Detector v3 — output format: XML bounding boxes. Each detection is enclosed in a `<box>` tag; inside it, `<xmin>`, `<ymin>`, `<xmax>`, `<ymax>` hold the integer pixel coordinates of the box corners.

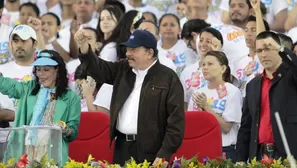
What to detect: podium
<box><xmin>0</xmin><ymin>126</ymin><xmax>62</xmax><ymax>166</ymax></box>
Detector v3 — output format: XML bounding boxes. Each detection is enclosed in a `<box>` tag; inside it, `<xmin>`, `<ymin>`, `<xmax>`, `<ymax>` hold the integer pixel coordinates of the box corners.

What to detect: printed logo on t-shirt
<box><xmin>287</xmin><ymin>0</ymin><xmax>295</xmax><ymax>7</ymax></box>
<box><xmin>0</xmin><ymin>14</ymin><xmax>20</xmax><ymax>27</ymax></box>
<box><xmin>236</xmin><ymin>60</ymin><xmax>261</xmax><ymax>90</ymax></box>
<box><xmin>166</xmin><ymin>52</ymin><xmax>186</xmax><ymax>75</ymax></box>
<box><xmin>193</xmin><ymin>97</ymin><xmax>227</xmax><ymax>113</ymax></box>
<box><xmin>185</xmin><ymin>71</ymin><xmax>207</xmax><ymax>90</ymax></box>
<box><xmin>74</xmin><ymin>83</ymin><xmax>87</xmax><ymax>111</ymax></box>
<box><xmin>0</xmin><ymin>42</ymin><xmax>9</xmax><ymax>54</ymax></box>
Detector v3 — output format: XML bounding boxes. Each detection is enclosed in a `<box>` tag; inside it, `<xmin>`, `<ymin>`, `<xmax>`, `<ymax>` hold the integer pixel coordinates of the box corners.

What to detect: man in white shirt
<box><xmin>122</xmin><ymin>0</ymin><xmax>163</xmax><ymax>19</ymax></box>
<box><xmin>76</xmin><ymin>29</ymin><xmax>184</xmax><ymax>166</ymax></box>
<box><xmin>0</xmin><ymin>24</ymin><xmax>36</xmax><ymax>110</ymax></box>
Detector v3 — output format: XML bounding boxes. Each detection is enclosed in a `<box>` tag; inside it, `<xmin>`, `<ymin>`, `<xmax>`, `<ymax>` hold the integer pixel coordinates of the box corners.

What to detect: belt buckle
<box><xmin>265</xmin><ymin>143</ymin><xmax>275</xmax><ymax>152</ymax></box>
<box><xmin>126</xmin><ymin>134</ymin><xmax>136</xmax><ymax>141</ymax></box>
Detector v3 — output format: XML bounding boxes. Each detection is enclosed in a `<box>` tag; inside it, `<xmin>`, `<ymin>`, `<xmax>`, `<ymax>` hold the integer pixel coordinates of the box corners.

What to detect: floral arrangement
<box><xmin>2</xmin><ymin>154</ymin><xmax>297</xmax><ymax>168</ymax></box>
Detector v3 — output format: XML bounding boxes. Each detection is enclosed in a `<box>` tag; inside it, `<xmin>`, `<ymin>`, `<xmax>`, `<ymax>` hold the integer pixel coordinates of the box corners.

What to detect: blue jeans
<box><xmin>223</xmin><ymin>145</ymin><xmax>235</xmax><ymax>162</ymax></box>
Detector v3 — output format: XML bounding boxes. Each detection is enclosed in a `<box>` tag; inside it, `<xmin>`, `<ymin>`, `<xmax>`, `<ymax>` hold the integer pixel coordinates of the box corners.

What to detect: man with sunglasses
<box><xmin>236</xmin><ymin>31</ymin><xmax>297</xmax><ymax>162</ymax></box>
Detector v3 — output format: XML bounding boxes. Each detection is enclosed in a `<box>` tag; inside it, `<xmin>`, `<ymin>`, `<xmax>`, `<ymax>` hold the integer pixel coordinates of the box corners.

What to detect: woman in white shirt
<box><xmin>188</xmin><ymin>51</ymin><xmax>242</xmax><ymax>161</ymax></box>
<box><xmin>96</xmin><ymin>5</ymin><xmax>124</xmax><ymax>62</ymax></box>
<box><xmin>180</xmin><ymin>27</ymin><xmax>224</xmax><ymax>109</ymax></box>
<box><xmin>40</xmin><ymin>12</ymin><xmax>70</xmax><ymax>61</ymax></box>
<box><xmin>158</xmin><ymin>13</ymin><xmax>195</xmax><ymax>76</ymax></box>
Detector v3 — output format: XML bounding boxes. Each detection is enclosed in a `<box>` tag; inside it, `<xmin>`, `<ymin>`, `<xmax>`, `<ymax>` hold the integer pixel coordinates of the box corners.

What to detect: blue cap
<box><xmin>31</xmin><ymin>51</ymin><xmax>58</xmax><ymax>66</ymax></box>
<box><xmin>120</xmin><ymin>30</ymin><xmax>157</xmax><ymax>49</ymax></box>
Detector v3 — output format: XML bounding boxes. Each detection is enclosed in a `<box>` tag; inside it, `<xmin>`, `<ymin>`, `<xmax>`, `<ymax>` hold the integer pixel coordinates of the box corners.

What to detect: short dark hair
<box><xmin>205</xmin><ymin>51</ymin><xmax>231</xmax><ymax>83</ymax></box>
<box><xmin>256</xmin><ymin>31</ymin><xmax>281</xmax><ymax>45</ymax></box>
<box><xmin>19</xmin><ymin>2</ymin><xmax>40</xmax><ymax>17</ymax></box>
<box><xmin>140</xmin><ymin>20</ymin><xmax>159</xmax><ymax>35</ymax></box>
<box><xmin>41</xmin><ymin>12</ymin><xmax>61</xmax><ymax>38</ymax></box>
<box><xmin>143</xmin><ymin>12</ymin><xmax>158</xmax><ymax>25</ymax></box>
<box><xmin>247</xmin><ymin>15</ymin><xmax>270</xmax><ymax>31</ymax></box>
<box><xmin>104</xmin><ymin>0</ymin><xmax>126</xmax><ymax>13</ymax></box>
<box><xmin>181</xmin><ymin>19</ymin><xmax>211</xmax><ymax>40</ymax></box>
<box><xmin>278</xmin><ymin>33</ymin><xmax>293</xmax><ymax>49</ymax></box>
<box><xmin>229</xmin><ymin>0</ymin><xmax>252</xmax><ymax>9</ymax></box>
<box><xmin>200</xmin><ymin>27</ymin><xmax>224</xmax><ymax>47</ymax></box>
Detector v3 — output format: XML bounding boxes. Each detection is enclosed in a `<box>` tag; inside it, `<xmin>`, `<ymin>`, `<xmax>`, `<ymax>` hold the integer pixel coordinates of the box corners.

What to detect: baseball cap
<box><xmin>120</xmin><ymin>30</ymin><xmax>157</xmax><ymax>49</ymax></box>
<box><xmin>10</xmin><ymin>25</ymin><xmax>37</xmax><ymax>41</ymax></box>
<box><xmin>31</xmin><ymin>51</ymin><xmax>58</xmax><ymax>66</ymax></box>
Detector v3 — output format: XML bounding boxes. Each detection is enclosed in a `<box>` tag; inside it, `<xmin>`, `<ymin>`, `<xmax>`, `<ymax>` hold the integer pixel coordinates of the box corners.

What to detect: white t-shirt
<box><xmin>180</xmin><ymin>13</ymin><xmax>223</xmax><ymax>29</ymax></box>
<box><xmin>45</xmin><ymin>35</ymin><xmax>71</xmax><ymax>53</ymax></box>
<box><xmin>93</xmin><ymin>83</ymin><xmax>113</xmax><ymax>111</ymax></box>
<box><xmin>65</xmin><ymin>59</ymin><xmax>88</xmax><ymax>111</ymax></box>
<box><xmin>158</xmin><ymin>54</ymin><xmax>176</xmax><ymax>72</ymax></box>
<box><xmin>0</xmin><ymin>93</ymin><xmax>15</xmax><ymax>143</ymax></box>
<box><xmin>180</xmin><ymin>61</ymin><xmax>207</xmax><ymax>103</ymax></box>
<box><xmin>0</xmin><ymin>24</ymin><xmax>11</xmax><ymax>64</ymax></box>
<box><xmin>219</xmin><ymin>0</ymin><xmax>288</xmax><ymax>24</ymax></box>
<box><xmin>211</xmin><ymin>24</ymin><xmax>249</xmax><ymax>66</ymax></box>
<box><xmin>157</xmin><ymin>40</ymin><xmax>192</xmax><ymax>76</ymax></box>
<box><xmin>1</xmin><ymin>8</ymin><xmax>20</xmax><ymax>28</ymax></box>
<box><xmin>0</xmin><ymin>61</ymin><xmax>33</xmax><ymax>109</ymax></box>
<box><xmin>287</xmin><ymin>27</ymin><xmax>297</xmax><ymax>43</ymax></box>
<box><xmin>100</xmin><ymin>42</ymin><xmax>117</xmax><ymax>62</ymax></box>
<box><xmin>122</xmin><ymin>0</ymin><xmax>163</xmax><ymax>20</ymax></box>
<box><xmin>187</xmin><ymin>82</ymin><xmax>242</xmax><ymax>147</ymax></box>
<box><xmin>234</xmin><ymin>55</ymin><xmax>263</xmax><ymax>97</ymax></box>
<box><xmin>142</xmin><ymin>0</ymin><xmax>178</xmax><ymax>13</ymax></box>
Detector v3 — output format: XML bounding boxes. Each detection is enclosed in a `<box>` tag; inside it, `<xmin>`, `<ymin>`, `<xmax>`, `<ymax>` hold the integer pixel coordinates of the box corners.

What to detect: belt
<box><xmin>260</xmin><ymin>143</ymin><xmax>275</xmax><ymax>152</ymax></box>
<box><xmin>117</xmin><ymin>132</ymin><xmax>137</xmax><ymax>142</ymax></box>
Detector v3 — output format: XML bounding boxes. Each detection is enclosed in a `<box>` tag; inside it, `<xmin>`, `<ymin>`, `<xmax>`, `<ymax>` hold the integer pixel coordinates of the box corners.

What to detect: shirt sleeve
<box><xmin>100</xmin><ymin>43</ymin><xmax>117</xmax><ymax>62</ymax></box>
<box><xmin>222</xmin><ymin>86</ymin><xmax>243</xmax><ymax>123</ymax></box>
<box><xmin>272</xmin><ymin>0</ymin><xmax>288</xmax><ymax>15</ymax></box>
<box><xmin>0</xmin><ymin>93</ymin><xmax>15</xmax><ymax>111</ymax></box>
<box><xmin>179</xmin><ymin>71</ymin><xmax>189</xmax><ymax>102</ymax></box>
<box><xmin>220</xmin><ymin>0</ymin><xmax>230</xmax><ymax>11</ymax></box>
<box><xmin>93</xmin><ymin>84</ymin><xmax>113</xmax><ymax>111</ymax></box>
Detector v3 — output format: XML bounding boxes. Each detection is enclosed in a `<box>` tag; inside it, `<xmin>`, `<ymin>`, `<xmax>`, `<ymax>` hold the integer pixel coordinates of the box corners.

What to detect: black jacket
<box><xmin>79</xmin><ymin>48</ymin><xmax>185</xmax><ymax>162</ymax></box>
<box><xmin>236</xmin><ymin>48</ymin><xmax>297</xmax><ymax>162</ymax></box>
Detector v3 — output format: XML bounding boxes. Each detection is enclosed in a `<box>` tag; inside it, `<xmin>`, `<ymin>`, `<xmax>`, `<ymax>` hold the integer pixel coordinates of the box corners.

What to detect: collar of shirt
<box><xmin>132</xmin><ymin>60</ymin><xmax>157</xmax><ymax>78</ymax></box>
<box><xmin>262</xmin><ymin>70</ymin><xmax>276</xmax><ymax>80</ymax></box>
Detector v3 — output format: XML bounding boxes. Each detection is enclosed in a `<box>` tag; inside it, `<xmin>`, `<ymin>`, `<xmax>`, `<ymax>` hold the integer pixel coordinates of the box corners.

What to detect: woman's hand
<box><xmin>81</xmin><ymin>76</ymin><xmax>96</xmax><ymax>96</ymax></box>
<box><xmin>27</xmin><ymin>17</ymin><xmax>42</xmax><ymax>32</ymax></box>
<box><xmin>192</xmin><ymin>92</ymin><xmax>208</xmax><ymax>109</ymax></box>
<box><xmin>211</xmin><ymin>37</ymin><xmax>222</xmax><ymax>51</ymax></box>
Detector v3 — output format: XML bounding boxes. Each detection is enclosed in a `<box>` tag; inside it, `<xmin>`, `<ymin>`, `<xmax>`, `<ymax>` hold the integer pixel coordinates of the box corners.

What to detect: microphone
<box><xmin>274</xmin><ymin>112</ymin><xmax>296</xmax><ymax>168</ymax></box>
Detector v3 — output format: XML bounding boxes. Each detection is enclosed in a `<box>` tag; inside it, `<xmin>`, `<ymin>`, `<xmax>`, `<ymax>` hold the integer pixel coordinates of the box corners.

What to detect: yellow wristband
<box><xmin>58</xmin><ymin>121</ymin><xmax>67</xmax><ymax>129</ymax></box>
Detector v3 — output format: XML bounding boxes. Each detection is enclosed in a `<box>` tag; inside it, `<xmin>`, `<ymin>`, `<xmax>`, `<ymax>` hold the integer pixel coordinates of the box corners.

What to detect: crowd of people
<box><xmin>0</xmin><ymin>0</ymin><xmax>297</xmax><ymax>166</ymax></box>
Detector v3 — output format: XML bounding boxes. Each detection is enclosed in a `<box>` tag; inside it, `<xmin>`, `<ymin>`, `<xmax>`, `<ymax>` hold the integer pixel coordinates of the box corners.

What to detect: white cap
<box><xmin>10</xmin><ymin>25</ymin><xmax>37</xmax><ymax>41</ymax></box>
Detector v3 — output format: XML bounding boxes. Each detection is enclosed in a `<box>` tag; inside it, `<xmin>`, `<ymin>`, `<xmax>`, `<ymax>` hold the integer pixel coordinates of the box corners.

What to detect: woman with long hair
<box><xmin>0</xmin><ymin>50</ymin><xmax>81</xmax><ymax>166</ymax></box>
<box><xmin>180</xmin><ymin>27</ymin><xmax>223</xmax><ymax>109</ymax></box>
<box><xmin>188</xmin><ymin>51</ymin><xmax>242</xmax><ymax>161</ymax></box>
<box><xmin>95</xmin><ymin>5</ymin><xmax>124</xmax><ymax>62</ymax></box>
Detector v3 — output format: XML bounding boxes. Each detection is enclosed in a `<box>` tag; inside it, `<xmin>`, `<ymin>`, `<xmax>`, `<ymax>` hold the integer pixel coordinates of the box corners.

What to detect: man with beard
<box><xmin>0</xmin><ymin>24</ymin><xmax>37</xmax><ymax>119</ymax></box>
<box><xmin>229</xmin><ymin>0</ymin><xmax>253</xmax><ymax>30</ymax></box>
<box><xmin>0</xmin><ymin>2</ymin><xmax>18</xmax><ymax>160</ymax></box>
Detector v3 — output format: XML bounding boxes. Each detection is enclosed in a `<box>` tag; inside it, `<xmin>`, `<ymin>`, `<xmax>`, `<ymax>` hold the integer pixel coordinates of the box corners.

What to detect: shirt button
<box><xmin>256</xmin><ymin>124</ymin><xmax>258</xmax><ymax>127</ymax></box>
<box><xmin>254</xmin><ymin>140</ymin><xmax>257</xmax><ymax>142</ymax></box>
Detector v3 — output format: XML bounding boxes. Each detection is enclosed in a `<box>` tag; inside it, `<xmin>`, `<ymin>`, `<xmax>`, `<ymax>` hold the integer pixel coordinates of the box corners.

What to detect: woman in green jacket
<box><xmin>0</xmin><ymin>50</ymin><xmax>81</xmax><ymax>166</ymax></box>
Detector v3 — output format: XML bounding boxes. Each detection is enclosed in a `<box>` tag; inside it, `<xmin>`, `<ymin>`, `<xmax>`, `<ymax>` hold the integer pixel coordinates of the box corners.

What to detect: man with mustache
<box><xmin>0</xmin><ymin>24</ymin><xmax>37</xmax><ymax>124</ymax></box>
<box><xmin>236</xmin><ymin>30</ymin><xmax>297</xmax><ymax>163</ymax></box>
<box><xmin>75</xmin><ymin>29</ymin><xmax>184</xmax><ymax>167</ymax></box>
<box><xmin>0</xmin><ymin>0</ymin><xmax>15</xmax><ymax>161</ymax></box>
<box><xmin>229</xmin><ymin>0</ymin><xmax>253</xmax><ymax>29</ymax></box>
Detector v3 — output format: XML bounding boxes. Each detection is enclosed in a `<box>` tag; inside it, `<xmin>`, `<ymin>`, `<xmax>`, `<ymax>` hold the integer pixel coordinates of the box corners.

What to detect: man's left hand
<box><xmin>152</xmin><ymin>157</ymin><xmax>168</xmax><ymax>168</ymax></box>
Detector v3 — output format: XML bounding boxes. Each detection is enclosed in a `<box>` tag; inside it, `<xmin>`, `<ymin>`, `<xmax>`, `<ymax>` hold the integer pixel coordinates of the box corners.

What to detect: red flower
<box><xmin>260</xmin><ymin>154</ymin><xmax>274</xmax><ymax>167</ymax></box>
<box><xmin>16</xmin><ymin>154</ymin><xmax>28</xmax><ymax>168</ymax></box>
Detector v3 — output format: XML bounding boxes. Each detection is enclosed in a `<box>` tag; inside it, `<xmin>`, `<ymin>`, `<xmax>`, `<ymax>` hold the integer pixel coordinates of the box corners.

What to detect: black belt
<box><xmin>117</xmin><ymin>132</ymin><xmax>137</xmax><ymax>141</ymax></box>
<box><xmin>260</xmin><ymin>143</ymin><xmax>275</xmax><ymax>152</ymax></box>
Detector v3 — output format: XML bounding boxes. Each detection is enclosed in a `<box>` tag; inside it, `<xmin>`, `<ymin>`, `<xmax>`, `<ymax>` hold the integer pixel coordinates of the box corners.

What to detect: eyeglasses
<box><xmin>256</xmin><ymin>47</ymin><xmax>278</xmax><ymax>54</ymax></box>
